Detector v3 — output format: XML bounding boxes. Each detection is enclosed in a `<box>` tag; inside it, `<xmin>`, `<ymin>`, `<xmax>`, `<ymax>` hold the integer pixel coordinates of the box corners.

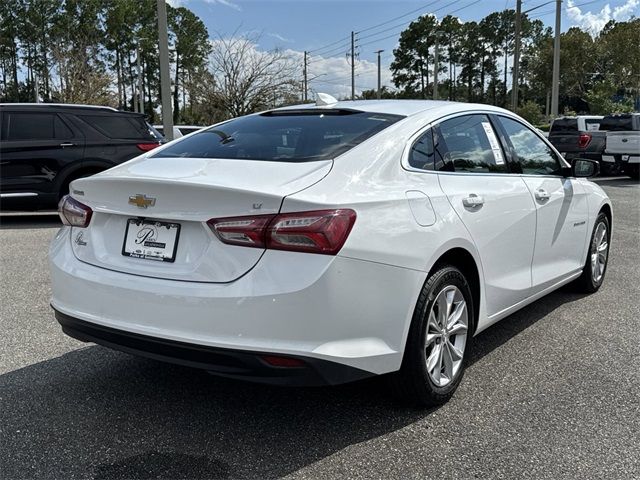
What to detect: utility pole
<box><xmin>375</xmin><ymin>50</ymin><xmax>384</xmax><ymax>99</ymax></box>
<box><xmin>350</xmin><ymin>31</ymin><xmax>355</xmax><ymax>100</ymax></box>
<box><xmin>433</xmin><ymin>32</ymin><xmax>442</xmax><ymax>100</ymax></box>
<box><xmin>303</xmin><ymin>51</ymin><xmax>308</xmax><ymax>102</ymax></box>
<box><xmin>157</xmin><ymin>0</ymin><xmax>174</xmax><ymax>140</ymax></box>
<box><xmin>136</xmin><ymin>40</ymin><xmax>144</xmax><ymax>114</ymax></box>
<box><xmin>511</xmin><ymin>0</ymin><xmax>522</xmax><ymax>110</ymax></box>
<box><xmin>551</xmin><ymin>0</ymin><xmax>562</xmax><ymax>118</ymax></box>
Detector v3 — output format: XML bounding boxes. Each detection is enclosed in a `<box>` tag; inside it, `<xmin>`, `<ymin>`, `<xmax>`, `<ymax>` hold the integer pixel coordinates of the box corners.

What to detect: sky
<box><xmin>167</xmin><ymin>0</ymin><xmax>640</xmax><ymax>98</ymax></box>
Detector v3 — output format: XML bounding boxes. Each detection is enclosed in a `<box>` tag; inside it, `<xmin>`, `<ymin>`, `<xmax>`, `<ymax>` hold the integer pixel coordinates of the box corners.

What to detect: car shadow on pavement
<box><xmin>0</xmin><ymin>213</ymin><xmax>61</xmax><ymax>230</ymax></box>
<box><xmin>594</xmin><ymin>177</ymin><xmax>639</xmax><ymax>188</ymax></box>
<box><xmin>0</xmin><ymin>286</ymin><xmax>587</xmax><ymax>480</ymax></box>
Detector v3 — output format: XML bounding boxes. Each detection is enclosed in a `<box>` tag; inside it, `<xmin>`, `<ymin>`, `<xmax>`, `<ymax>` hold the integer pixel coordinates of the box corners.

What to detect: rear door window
<box><xmin>434</xmin><ymin>114</ymin><xmax>508</xmax><ymax>173</ymax></box>
<box><xmin>408</xmin><ymin>129</ymin><xmax>435</xmax><ymax>171</ymax></box>
<box><xmin>1</xmin><ymin>112</ymin><xmax>74</xmax><ymax>140</ymax></box>
<box><xmin>152</xmin><ymin>110</ymin><xmax>404</xmax><ymax>162</ymax></box>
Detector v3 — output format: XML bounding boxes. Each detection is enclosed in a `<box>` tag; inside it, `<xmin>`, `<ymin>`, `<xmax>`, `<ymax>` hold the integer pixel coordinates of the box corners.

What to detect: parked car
<box><xmin>50</xmin><ymin>98</ymin><xmax>611</xmax><ymax>406</ymax></box>
<box><xmin>548</xmin><ymin>115</ymin><xmax>607</xmax><ymax>169</ymax></box>
<box><xmin>601</xmin><ymin>113</ymin><xmax>640</xmax><ymax>180</ymax></box>
<box><xmin>0</xmin><ymin>103</ymin><xmax>162</xmax><ymax>209</ymax></box>
<box><xmin>154</xmin><ymin>125</ymin><xmax>205</xmax><ymax>139</ymax></box>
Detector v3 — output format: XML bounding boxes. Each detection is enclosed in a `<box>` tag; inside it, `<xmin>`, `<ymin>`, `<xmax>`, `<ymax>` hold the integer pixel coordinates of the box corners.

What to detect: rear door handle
<box><xmin>60</xmin><ymin>143</ymin><xmax>75</xmax><ymax>147</ymax></box>
<box><xmin>535</xmin><ymin>189</ymin><xmax>550</xmax><ymax>201</ymax></box>
<box><xmin>462</xmin><ymin>194</ymin><xmax>484</xmax><ymax>208</ymax></box>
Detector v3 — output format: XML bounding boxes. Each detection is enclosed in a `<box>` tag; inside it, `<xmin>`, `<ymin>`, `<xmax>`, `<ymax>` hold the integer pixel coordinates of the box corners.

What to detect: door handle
<box><xmin>462</xmin><ymin>194</ymin><xmax>484</xmax><ymax>208</ymax></box>
<box><xmin>60</xmin><ymin>142</ymin><xmax>75</xmax><ymax>147</ymax></box>
<box><xmin>535</xmin><ymin>189</ymin><xmax>550</xmax><ymax>201</ymax></box>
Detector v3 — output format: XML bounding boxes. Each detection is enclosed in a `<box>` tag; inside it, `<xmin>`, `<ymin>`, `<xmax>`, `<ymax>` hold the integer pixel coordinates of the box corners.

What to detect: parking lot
<box><xmin>0</xmin><ymin>177</ymin><xmax>638</xmax><ymax>480</ymax></box>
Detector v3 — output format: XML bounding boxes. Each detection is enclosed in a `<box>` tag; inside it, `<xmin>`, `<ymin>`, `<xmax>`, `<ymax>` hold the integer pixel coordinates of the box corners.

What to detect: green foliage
<box><xmin>516</xmin><ymin>100</ymin><xmax>542</xmax><ymax>125</ymax></box>
<box><xmin>585</xmin><ymin>81</ymin><xmax>635</xmax><ymax>115</ymax></box>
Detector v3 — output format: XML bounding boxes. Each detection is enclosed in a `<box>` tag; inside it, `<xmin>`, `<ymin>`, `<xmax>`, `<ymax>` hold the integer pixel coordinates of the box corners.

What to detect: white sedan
<box><xmin>50</xmin><ymin>98</ymin><xmax>611</xmax><ymax>406</ymax></box>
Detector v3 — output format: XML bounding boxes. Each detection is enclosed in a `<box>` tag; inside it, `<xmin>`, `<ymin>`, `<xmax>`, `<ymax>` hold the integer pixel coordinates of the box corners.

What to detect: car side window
<box><xmin>408</xmin><ymin>129</ymin><xmax>435</xmax><ymax>171</ymax></box>
<box><xmin>434</xmin><ymin>114</ymin><xmax>508</xmax><ymax>173</ymax></box>
<box><xmin>497</xmin><ymin>116</ymin><xmax>561</xmax><ymax>176</ymax></box>
<box><xmin>5</xmin><ymin>112</ymin><xmax>56</xmax><ymax>140</ymax></box>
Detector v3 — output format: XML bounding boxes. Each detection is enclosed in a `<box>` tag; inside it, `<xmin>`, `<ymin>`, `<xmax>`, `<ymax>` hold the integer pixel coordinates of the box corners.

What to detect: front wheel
<box><xmin>574</xmin><ymin>212</ymin><xmax>610</xmax><ymax>293</ymax></box>
<box><xmin>392</xmin><ymin>266</ymin><xmax>474</xmax><ymax>407</ymax></box>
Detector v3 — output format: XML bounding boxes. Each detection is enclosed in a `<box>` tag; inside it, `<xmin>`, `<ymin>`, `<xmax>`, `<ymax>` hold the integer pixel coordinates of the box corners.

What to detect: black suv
<box><xmin>0</xmin><ymin>103</ymin><xmax>162</xmax><ymax>209</ymax></box>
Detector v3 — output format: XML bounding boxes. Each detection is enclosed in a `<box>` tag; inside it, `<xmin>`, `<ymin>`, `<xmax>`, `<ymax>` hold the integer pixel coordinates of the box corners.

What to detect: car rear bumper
<box><xmin>602</xmin><ymin>154</ymin><xmax>640</xmax><ymax>164</ymax></box>
<box><xmin>49</xmin><ymin>226</ymin><xmax>425</xmax><ymax>381</ymax></box>
<box><xmin>54</xmin><ymin>309</ymin><xmax>372</xmax><ymax>386</ymax></box>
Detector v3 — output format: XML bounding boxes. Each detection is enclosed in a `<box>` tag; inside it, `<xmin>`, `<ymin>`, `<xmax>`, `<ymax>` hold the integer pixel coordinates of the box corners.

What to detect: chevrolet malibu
<box><xmin>49</xmin><ymin>98</ymin><xmax>612</xmax><ymax>406</ymax></box>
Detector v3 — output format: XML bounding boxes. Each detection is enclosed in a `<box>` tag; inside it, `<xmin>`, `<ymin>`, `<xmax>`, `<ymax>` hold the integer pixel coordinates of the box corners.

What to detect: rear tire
<box><xmin>625</xmin><ymin>164</ymin><xmax>640</xmax><ymax>181</ymax></box>
<box><xmin>574</xmin><ymin>212</ymin><xmax>610</xmax><ymax>293</ymax></box>
<box><xmin>392</xmin><ymin>266</ymin><xmax>474</xmax><ymax>407</ymax></box>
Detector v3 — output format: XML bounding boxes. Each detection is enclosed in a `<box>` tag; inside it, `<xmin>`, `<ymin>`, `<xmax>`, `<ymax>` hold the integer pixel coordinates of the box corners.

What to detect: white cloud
<box><xmin>302</xmin><ymin>52</ymin><xmax>393</xmax><ymax>100</ymax></box>
<box><xmin>267</xmin><ymin>32</ymin><xmax>293</xmax><ymax>43</ymax></box>
<box><xmin>567</xmin><ymin>0</ymin><xmax>639</xmax><ymax>34</ymax></box>
<box><xmin>204</xmin><ymin>0</ymin><xmax>242</xmax><ymax>11</ymax></box>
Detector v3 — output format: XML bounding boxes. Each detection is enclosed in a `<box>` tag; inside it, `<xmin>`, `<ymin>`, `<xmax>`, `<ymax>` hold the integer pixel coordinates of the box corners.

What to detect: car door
<box><xmin>0</xmin><ymin>110</ymin><xmax>84</xmax><ymax>197</ymax></box>
<box><xmin>494</xmin><ymin>115</ymin><xmax>589</xmax><ymax>291</ymax></box>
<box><xmin>434</xmin><ymin>113</ymin><xmax>537</xmax><ymax>317</ymax></box>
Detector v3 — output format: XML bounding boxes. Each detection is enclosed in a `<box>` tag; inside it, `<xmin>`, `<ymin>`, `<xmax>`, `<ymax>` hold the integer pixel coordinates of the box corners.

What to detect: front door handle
<box><xmin>462</xmin><ymin>194</ymin><xmax>484</xmax><ymax>208</ymax></box>
<box><xmin>60</xmin><ymin>142</ymin><xmax>75</xmax><ymax>147</ymax></box>
<box><xmin>535</xmin><ymin>188</ymin><xmax>550</xmax><ymax>201</ymax></box>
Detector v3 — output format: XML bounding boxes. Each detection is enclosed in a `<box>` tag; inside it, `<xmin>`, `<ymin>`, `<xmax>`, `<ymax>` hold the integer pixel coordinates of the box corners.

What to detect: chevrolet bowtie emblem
<box><xmin>128</xmin><ymin>194</ymin><xmax>156</xmax><ymax>208</ymax></box>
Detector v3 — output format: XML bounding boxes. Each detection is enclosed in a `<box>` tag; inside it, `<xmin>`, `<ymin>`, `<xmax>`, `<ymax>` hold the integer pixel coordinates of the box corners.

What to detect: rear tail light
<box><xmin>58</xmin><ymin>195</ymin><xmax>93</xmax><ymax>228</ymax></box>
<box><xmin>207</xmin><ymin>215</ymin><xmax>275</xmax><ymax>248</ymax></box>
<box><xmin>578</xmin><ymin>133</ymin><xmax>592</xmax><ymax>149</ymax></box>
<box><xmin>136</xmin><ymin>142</ymin><xmax>160</xmax><ymax>152</ymax></box>
<box><xmin>207</xmin><ymin>209</ymin><xmax>356</xmax><ymax>255</ymax></box>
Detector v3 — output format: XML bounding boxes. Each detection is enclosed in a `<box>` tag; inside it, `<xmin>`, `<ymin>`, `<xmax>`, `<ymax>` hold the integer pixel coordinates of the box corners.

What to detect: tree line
<box><xmin>377</xmin><ymin>10</ymin><xmax>639</xmax><ymax>123</ymax></box>
<box><xmin>1</xmin><ymin>2</ymin><xmax>638</xmax><ymax>126</ymax></box>
<box><xmin>0</xmin><ymin>0</ymin><xmax>299</xmax><ymax>124</ymax></box>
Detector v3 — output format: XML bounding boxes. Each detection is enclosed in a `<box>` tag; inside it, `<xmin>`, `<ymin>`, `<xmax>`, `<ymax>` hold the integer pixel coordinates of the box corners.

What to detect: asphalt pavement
<box><xmin>1</xmin><ymin>177</ymin><xmax>638</xmax><ymax>480</ymax></box>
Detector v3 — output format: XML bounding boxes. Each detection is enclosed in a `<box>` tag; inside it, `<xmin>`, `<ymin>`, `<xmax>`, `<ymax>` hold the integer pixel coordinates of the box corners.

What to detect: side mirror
<box><xmin>570</xmin><ymin>158</ymin><xmax>599</xmax><ymax>178</ymax></box>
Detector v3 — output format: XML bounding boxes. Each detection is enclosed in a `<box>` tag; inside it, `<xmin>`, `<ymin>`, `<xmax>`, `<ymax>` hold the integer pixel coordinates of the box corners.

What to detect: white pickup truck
<box><xmin>601</xmin><ymin>113</ymin><xmax>640</xmax><ymax>179</ymax></box>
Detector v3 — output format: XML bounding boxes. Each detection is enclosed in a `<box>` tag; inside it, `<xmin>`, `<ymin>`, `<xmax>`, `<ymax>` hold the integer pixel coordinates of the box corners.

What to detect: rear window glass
<box><xmin>584</xmin><ymin>119</ymin><xmax>601</xmax><ymax>131</ymax></box>
<box><xmin>600</xmin><ymin>115</ymin><xmax>634</xmax><ymax>132</ymax></box>
<box><xmin>550</xmin><ymin>118</ymin><xmax>578</xmax><ymax>133</ymax></box>
<box><xmin>79</xmin><ymin>114</ymin><xmax>157</xmax><ymax>140</ymax></box>
<box><xmin>152</xmin><ymin>110</ymin><xmax>404</xmax><ymax>162</ymax></box>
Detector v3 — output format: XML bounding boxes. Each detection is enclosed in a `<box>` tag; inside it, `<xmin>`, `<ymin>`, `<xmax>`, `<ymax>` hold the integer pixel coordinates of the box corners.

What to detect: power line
<box><xmin>308</xmin><ymin>35</ymin><xmax>350</xmax><ymax>55</ymax></box>
<box><xmin>356</xmin><ymin>0</ymin><xmax>445</xmax><ymax>34</ymax></box>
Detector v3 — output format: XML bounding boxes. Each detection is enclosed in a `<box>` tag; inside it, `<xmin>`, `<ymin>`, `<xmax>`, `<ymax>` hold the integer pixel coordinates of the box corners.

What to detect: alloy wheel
<box><xmin>425</xmin><ymin>285</ymin><xmax>469</xmax><ymax>387</ymax></box>
<box><xmin>591</xmin><ymin>222</ymin><xmax>608</xmax><ymax>284</ymax></box>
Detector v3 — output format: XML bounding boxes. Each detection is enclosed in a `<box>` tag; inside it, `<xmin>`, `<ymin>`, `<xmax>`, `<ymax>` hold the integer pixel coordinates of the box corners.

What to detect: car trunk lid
<box><xmin>68</xmin><ymin>156</ymin><xmax>332</xmax><ymax>282</ymax></box>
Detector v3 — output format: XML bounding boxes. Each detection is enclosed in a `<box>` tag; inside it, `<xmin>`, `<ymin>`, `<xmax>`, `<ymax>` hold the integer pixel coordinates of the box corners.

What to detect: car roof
<box><xmin>272</xmin><ymin>99</ymin><xmax>510</xmax><ymax>118</ymax></box>
<box><xmin>0</xmin><ymin>103</ymin><xmax>143</xmax><ymax>116</ymax></box>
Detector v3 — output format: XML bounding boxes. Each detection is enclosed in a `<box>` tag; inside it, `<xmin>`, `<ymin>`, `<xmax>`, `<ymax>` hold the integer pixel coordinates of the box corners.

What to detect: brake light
<box><xmin>136</xmin><ymin>142</ymin><xmax>160</xmax><ymax>152</ymax></box>
<box><xmin>58</xmin><ymin>195</ymin><xmax>93</xmax><ymax>228</ymax></box>
<box><xmin>207</xmin><ymin>215</ymin><xmax>275</xmax><ymax>248</ymax></box>
<box><xmin>578</xmin><ymin>133</ymin><xmax>592</xmax><ymax>149</ymax></box>
<box><xmin>207</xmin><ymin>209</ymin><xmax>356</xmax><ymax>255</ymax></box>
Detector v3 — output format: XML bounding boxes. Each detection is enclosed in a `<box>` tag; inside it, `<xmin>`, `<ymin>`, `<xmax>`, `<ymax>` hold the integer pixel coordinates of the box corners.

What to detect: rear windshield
<box><xmin>151</xmin><ymin>110</ymin><xmax>404</xmax><ymax>162</ymax></box>
<box><xmin>79</xmin><ymin>114</ymin><xmax>160</xmax><ymax>140</ymax></box>
<box><xmin>600</xmin><ymin>115</ymin><xmax>635</xmax><ymax>132</ymax></box>
<box><xmin>550</xmin><ymin>118</ymin><xmax>578</xmax><ymax>133</ymax></box>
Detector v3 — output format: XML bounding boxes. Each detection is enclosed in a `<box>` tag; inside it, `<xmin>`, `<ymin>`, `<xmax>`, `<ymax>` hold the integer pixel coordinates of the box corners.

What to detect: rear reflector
<box><xmin>207</xmin><ymin>209</ymin><xmax>356</xmax><ymax>255</ymax></box>
<box><xmin>58</xmin><ymin>195</ymin><xmax>93</xmax><ymax>228</ymax></box>
<box><xmin>136</xmin><ymin>143</ymin><xmax>160</xmax><ymax>152</ymax></box>
<box><xmin>578</xmin><ymin>133</ymin><xmax>592</xmax><ymax>149</ymax></box>
<box><xmin>260</xmin><ymin>355</ymin><xmax>306</xmax><ymax>368</ymax></box>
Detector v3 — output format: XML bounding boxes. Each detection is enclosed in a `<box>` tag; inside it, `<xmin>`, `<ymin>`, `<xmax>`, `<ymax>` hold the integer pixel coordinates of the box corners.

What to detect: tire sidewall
<box><xmin>410</xmin><ymin>267</ymin><xmax>474</xmax><ymax>399</ymax></box>
<box><xmin>584</xmin><ymin>214</ymin><xmax>610</xmax><ymax>290</ymax></box>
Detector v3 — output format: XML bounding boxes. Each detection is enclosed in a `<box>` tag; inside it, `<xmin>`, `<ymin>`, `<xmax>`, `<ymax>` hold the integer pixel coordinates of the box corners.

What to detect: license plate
<box><xmin>122</xmin><ymin>219</ymin><xmax>180</xmax><ymax>262</ymax></box>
